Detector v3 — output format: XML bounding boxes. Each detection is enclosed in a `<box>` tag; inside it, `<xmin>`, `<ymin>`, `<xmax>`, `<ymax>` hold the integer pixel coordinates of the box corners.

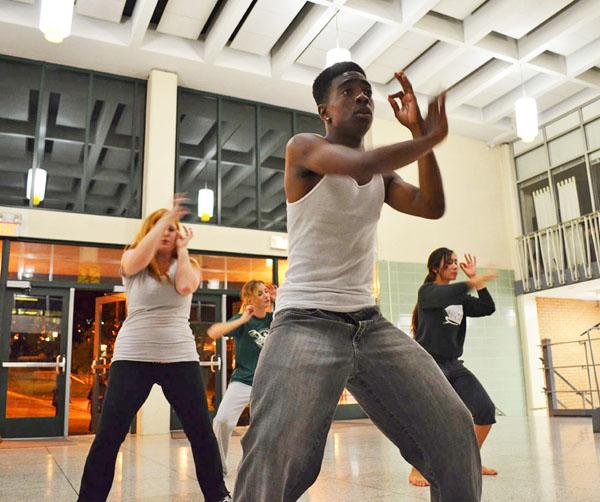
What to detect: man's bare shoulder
<box><xmin>287</xmin><ymin>133</ymin><xmax>326</xmax><ymax>157</ymax></box>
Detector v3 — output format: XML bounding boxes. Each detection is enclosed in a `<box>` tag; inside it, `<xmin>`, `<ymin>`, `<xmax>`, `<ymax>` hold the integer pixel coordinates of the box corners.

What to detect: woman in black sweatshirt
<box><xmin>409</xmin><ymin>247</ymin><xmax>498</xmax><ymax>488</ymax></box>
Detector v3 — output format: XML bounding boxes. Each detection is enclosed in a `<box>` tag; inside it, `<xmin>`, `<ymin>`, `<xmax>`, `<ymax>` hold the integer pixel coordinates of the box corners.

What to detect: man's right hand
<box><xmin>423</xmin><ymin>93</ymin><xmax>448</xmax><ymax>143</ymax></box>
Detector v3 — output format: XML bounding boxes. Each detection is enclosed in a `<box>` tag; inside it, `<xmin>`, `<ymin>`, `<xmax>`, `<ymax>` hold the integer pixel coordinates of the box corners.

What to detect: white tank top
<box><xmin>275</xmin><ymin>174</ymin><xmax>385</xmax><ymax>313</ymax></box>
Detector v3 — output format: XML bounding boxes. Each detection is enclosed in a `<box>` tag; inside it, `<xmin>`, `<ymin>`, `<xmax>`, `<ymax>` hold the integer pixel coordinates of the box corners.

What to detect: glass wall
<box><xmin>8</xmin><ymin>241</ymin><xmax>123</xmax><ymax>285</ymax></box>
<box><xmin>513</xmin><ymin>97</ymin><xmax>600</xmax><ymax>234</ymax></box>
<box><xmin>191</xmin><ymin>253</ymin><xmax>275</xmax><ymax>290</ymax></box>
<box><xmin>176</xmin><ymin>89</ymin><xmax>324</xmax><ymax>230</ymax></box>
<box><xmin>0</xmin><ymin>56</ymin><xmax>145</xmax><ymax>217</ymax></box>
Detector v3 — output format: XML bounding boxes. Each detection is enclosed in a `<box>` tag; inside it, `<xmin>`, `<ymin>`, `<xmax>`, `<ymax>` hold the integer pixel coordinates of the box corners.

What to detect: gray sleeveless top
<box><xmin>275</xmin><ymin>174</ymin><xmax>385</xmax><ymax>313</ymax></box>
<box><xmin>112</xmin><ymin>261</ymin><xmax>199</xmax><ymax>363</ymax></box>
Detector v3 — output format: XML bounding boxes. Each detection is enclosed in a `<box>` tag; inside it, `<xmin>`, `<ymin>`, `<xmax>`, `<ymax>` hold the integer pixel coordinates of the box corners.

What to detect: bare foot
<box><xmin>482</xmin><ymin>465</ymin><xmax>498</xmax><ymax>476</ymax></box>
<box><xmin>408</xmin><ymin>467</ymin><xmax>430</xmax><ymax>487</ymax></box>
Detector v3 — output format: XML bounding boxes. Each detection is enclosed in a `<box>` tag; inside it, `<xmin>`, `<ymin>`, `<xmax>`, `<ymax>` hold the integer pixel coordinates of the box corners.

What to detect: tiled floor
<box><xmin>2</xmin><ymin>416</ymin><xmax>600</xmax><ymax>501</ymax></box>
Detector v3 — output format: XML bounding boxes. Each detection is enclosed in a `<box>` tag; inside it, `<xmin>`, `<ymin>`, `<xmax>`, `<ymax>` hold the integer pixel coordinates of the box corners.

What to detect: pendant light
<box><xmin>325</xmin><ymin>11</ymin><xmax>351</xmax><ymax>68</ymax></box>
<box><xmin>198</xmin><ymin>185</ymin><xmax>214</xmax><ymax>222</ymax></box>
<box><xmin>26</xmin><ymin>167</ymin><xmax>48</xmax><ymax>206</ymax></box>
<box><xmin>514</xmin><ymin>66</ymin><xmax>539</xmax><ymax>142</ymax></box>
<box><xmin>39</xmin><ymin>0</ymin><xmax>75</xmax><ymax>44</ymax></box>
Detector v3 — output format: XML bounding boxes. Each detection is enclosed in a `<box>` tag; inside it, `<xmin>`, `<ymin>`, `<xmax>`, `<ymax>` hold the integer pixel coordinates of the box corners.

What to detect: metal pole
<box><xmin>586</xmin><ymin>328</ymin><xmax>600</xmax><ymax>405</ymax></box>
<box><xmin>582</xmin><ymin>338</ymin><xmax>594</xmax><ymax>409</ymax></box>
<box><xmin>541</xmin><ymin>338</ymin><xmax>558</xmax><ymax>415</ymax></box>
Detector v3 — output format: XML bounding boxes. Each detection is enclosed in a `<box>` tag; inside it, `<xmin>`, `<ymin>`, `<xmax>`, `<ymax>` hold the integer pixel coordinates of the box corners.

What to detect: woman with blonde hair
<box><xmin>207</xmin><ymin>279</ymin><xmax>276</xmax><ymax>475</ymax></box>
<box><xmin>78</xmin><ymin>195</ymin><xmax>230</xmax><ymax>502</ymax></box>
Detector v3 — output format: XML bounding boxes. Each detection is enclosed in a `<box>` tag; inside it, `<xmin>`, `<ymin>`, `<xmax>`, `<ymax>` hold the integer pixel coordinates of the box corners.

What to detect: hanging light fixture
<box><xmin>198</xmin><ymin>186</ymin><xmax>214</xmax><ymax>222</ymax></box>
<box><xmin>39</xmin><ymin>0</ymin><xmax>75</xmax><ymax>44</ymax></box>
<box><xmin>514</xmin><ymin>66</ymin><xmax>539</xmax><ymax>143</ymax></box>
<box><xmin>515</xmin><ymin>96</ymin><xmax>538</xmax><ymax>142</ymax></box>
<box><xmin>325</xmin><ymin>10</ymin><xmax>351</xmax><ymax>68</ymax></box>
<box><xmin>26</xmin><ymin>167</ymin><xmax>48</xmax><ymax>206</ymax></box>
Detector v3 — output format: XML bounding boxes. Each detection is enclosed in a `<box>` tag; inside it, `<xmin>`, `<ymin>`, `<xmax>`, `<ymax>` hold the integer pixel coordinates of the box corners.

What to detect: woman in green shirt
<box><xmin>208</xmin><ymin>280</ymin><xmax>276</xmax><ymax>475</ymax></box>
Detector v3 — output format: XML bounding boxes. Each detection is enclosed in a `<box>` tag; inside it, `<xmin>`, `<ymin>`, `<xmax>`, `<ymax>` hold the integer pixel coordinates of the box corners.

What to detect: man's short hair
<box><xmin>312</xmin><ymin>62</ymin><xmax>367</xmax><ymax>106</ymax></box>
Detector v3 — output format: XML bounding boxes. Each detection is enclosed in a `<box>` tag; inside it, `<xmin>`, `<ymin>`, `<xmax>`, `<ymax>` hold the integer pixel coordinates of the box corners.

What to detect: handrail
<box><xmin>517</xmin><ymin>211</ymin><xmax>600</xmax><ymax>293</ymax></box>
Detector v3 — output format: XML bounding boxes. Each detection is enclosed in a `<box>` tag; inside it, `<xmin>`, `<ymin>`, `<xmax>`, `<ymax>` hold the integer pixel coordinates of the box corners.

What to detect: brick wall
<box><xmin>536</xmin><ymin>297</ymin><xmax>600</xmax><ymax>409</ymax></box>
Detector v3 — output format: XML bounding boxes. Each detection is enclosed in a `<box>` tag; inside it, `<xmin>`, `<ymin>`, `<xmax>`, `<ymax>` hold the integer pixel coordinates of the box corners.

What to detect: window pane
<box><xmin>0</xmin><ymin>57</ymin><xmax>143</xmax><ymax>217</ymax></box>
<box><xmin>513</xmin><ymin>135</ymin><xmax>543</xmax><ymax>156</ymax></box>
<box><xmin>84</xmin><ymin>76</ymin><xmax>144</xmax><ymax>217</ymax></box>
<box><xmin>582</xmin><ymin>99</ymin><xmax>600</xmax><ymax>122</ymax></box>
<box><xmin>177</xmin><ymin>91</ymin><xmax>218</xmax><ymax>224</ymax></box>
<box><xmin>39</xmin><ymin>66</ymin><xmax>89</xmax><ymax>212</ymax></box>
<box><xmin>548</xmin><ymin>129</ymin><xmax>585</xmax><ymax>167</ymax></box>
<box><xmin>545</xmin><ymin>111</ymin><xmax>579</xmax><ymax>140</ymax></box>
<box><xmin>226</xmin><ymin>256</ymin><xmax>272</xmax><ymax>289</ymax></box>
<box><xmin>515</xmin><ymin>146</ymin><xmax>548</xmax><ymax>181</ymax></box>
<box><xmin>6</xmin><ymin>368</ymin><xmax>59</xmax><ymax>418</ymax></box>
<box><xmin>585</xmin><ymin>117</ymin><xmax>600</xmax><ymax>152</ymax></box>
<box><xmin>192</xmin><ymin>254</ymin><xmax>227</xmax><ymax>290</ymax></box>
<box><xmin>8</xmin><ymin>241</ymin><xmax>123</xmax><ymax>285</ymax></box>
<box><xmin>590</xmin><ymin>150</ymin><xmax>600</xmax><ymax>212</ymax></box>
<box><xmin>259</xmin><ymin>107</ymin><xmax>291</xmax><ymax>232</ymax></box>
<box><xmin>518</xmin><ymin>173</ymin><xmax>553</xmax><ymax>233</ymax></box>
<box><xmin>190</xmin><ymin>254</ymin><xmax>273</xmax><ymax>290</ymax></box>
<box><xmin>277</xmin><ymin>258</ymin><xmax>288</xmax><ymax>286</ymax></box>
<box><xmin>551</xmin><ymin>158</ymin><xmax>592</xmax><ymax>222</ymax></box>
<box><xmin>0</xmin><ymin>58</ymin><xmax>42</xmax><ymax>208</ymax></box>
<box><xmin>221</xmin><ymin>100</ymin><xmax>257</xmax><ymax>228</ymax></box>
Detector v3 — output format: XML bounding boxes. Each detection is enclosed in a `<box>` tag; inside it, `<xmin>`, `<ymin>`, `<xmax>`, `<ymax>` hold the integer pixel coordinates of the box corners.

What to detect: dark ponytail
<box><xmin>411</xmin><ymin>247</ymin><xmax>455</xmax><ymax>336</ymax></box>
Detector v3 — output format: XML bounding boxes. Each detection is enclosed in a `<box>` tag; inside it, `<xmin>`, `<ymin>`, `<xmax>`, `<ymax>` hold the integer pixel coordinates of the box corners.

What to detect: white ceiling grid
<box><xmin>0</xmin><ymin>0</ymin><xmax>599</xmax><ymax>144</ymax></box>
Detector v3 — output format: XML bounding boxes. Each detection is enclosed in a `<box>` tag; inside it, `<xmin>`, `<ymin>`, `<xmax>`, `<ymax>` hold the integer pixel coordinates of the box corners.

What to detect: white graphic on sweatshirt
<box><xmin>443</xmin><ymin>305</ymin><xmax>464</xmax><ymax>326</ymax></box>
<box><xmin>248</xmin><ymin>328</ymin><xmax>270</xmax><ymax>348</ymax></box>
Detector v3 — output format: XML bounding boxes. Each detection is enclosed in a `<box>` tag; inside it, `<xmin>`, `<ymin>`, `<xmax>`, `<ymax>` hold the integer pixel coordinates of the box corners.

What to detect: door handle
<box><xmin>55</xmin><ymin>354</ymin><xmax>65</xmax><ymax>374</ymax></box>
<box><xmin>209</xmin><ymin>354</ymin><xmax>221</xmax><ymax>373</ymax></box>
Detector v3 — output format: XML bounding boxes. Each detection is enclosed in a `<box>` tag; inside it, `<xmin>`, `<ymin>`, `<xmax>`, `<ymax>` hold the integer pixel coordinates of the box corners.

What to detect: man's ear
<box><xmin>317</xmin><ymin>103</ymin><xmax>328</xmax><ymax>121</ymax></box>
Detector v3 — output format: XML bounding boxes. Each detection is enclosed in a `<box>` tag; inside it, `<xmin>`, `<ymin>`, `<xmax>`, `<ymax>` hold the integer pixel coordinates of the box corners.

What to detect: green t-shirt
<box><xmin>227</xmin><ymin>312</ymin><xmax>273</xmax><ymax>386</ymax></box>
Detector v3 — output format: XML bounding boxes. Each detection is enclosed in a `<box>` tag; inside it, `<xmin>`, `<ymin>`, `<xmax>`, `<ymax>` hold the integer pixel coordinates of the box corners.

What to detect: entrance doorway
<box><xmin>0</xmin><ymin>287</ymin><xmax>70</xmax><ymax>438</ymax></box>
<box><xmin>68</xmin><ymin>291</ymin><xmax>126</xmax><ymax>435</ymax></box>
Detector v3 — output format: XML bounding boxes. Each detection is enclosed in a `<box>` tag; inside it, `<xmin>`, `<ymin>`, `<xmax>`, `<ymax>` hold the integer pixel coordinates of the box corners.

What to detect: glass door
<box><xmin>89</xmin><ymin>293</ymin><xmax>127</xmax><ymax>433</ymax></box>
<box><xmin>0</xmin><ymin>287</ymin><xmax>70</xmax><ymax>438</ymax></box>
<box><xmin>171</xmin><ymin>294</ymin><xmax>224</xmax><ymax>429</ymax></box>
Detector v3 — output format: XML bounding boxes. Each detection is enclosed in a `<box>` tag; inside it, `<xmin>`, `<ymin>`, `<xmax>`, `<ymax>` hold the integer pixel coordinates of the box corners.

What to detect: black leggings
<box><xmin>437</xmin><ymin>359</ymin><xmax>496</xmax><ymax>426</ymax></box>
<box><xmin>78</xmin><ymin>360</ymin><xmax>229</xmax><ymax>502</ymax></box>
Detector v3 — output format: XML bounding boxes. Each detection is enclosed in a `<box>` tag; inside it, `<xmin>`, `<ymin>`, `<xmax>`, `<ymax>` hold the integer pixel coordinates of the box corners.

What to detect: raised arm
<box><xmin>286</xmin><ymin>93</ymin><xmax>447</xmax><ymax>178</ymax></box>
<box><xmin>120</xmin><ymin>195</ymin><xmax>189</xmax><ymax>277</ymax></box>
<box><xmin>419</xmin><ymin>273</ymin><xmax>497</xmax><ymax>309</ymax></box>
<box><xmin>207</xmin><ymin>306</ymin><xmax>254</xmax><ymax>340</ymax></box>
<box><xmin>384</xmin><ymin>72</ymin><xmax>446</xmax><ymax>219</ymax></box>
<box><xmin>174</xmin><ymin>226</ymin><xmax>201</xmax><ymax>295</ymax></box>
<box><xmin>459</xmin><ymin>253</ymin><xmax>496</xmax><ymax>317</ymax></box>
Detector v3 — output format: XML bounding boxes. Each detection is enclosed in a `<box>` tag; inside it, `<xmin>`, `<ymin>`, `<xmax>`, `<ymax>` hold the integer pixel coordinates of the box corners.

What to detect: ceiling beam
<box><xmin>203</xmin><ymin>0</ymin><xmax>255</xmax><ymax>63</ymax></box>
<box><xmin>127</xmin><ymin>0</ymin><xmax>159</xmax><ymax>46</ymax></box>
<box><xmin>271</xmin><ymin>3</ymin><xmax>337</xmax><ymax>78</ymax></box>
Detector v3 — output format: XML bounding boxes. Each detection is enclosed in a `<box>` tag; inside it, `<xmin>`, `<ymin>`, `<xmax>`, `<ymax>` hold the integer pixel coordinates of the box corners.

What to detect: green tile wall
<box><xmin>378</xmin><ymin>260</ymin><xmax>527</xmax><ymax>416</ymax></box>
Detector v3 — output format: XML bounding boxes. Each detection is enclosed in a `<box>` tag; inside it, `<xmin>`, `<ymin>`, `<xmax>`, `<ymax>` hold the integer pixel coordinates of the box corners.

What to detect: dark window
<box><xmin>0</xmin><ymin>56</ymin><xmax>145</xmax><ymax>217</ymax></box>
<box><xmin>176</xmin><ymin>90</ymin><xmax>324</xmax><ymax>231</ymax></box>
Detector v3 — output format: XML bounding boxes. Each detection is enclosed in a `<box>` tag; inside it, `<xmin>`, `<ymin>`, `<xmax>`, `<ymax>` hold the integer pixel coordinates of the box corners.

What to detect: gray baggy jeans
<box><xmin>233</xmin><ymin>307</ymin><xmax>481</xmax><ymax>502</ymax></box>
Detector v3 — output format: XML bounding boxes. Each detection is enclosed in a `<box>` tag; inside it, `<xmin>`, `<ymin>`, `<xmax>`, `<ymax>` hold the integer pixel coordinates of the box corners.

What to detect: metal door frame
<box><xmin>0</xmin><ymin>284</ymin><xmax>74</xmax><ymax>438</ymax></box>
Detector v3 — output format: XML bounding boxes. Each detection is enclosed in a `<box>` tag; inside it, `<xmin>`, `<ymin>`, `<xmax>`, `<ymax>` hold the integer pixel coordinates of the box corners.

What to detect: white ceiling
<box><xmin>1</xmin><ymin>0</ymin><xmax>600</xmax><ymax>144</ymax></box>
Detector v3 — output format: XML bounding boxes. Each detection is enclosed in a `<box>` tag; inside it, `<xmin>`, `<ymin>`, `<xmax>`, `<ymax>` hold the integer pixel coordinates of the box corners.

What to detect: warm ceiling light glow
<box><xmin>26</xmin><ymin>168</ymin><xmax>48</xmax><ymax>206</ymax></box>
<box><xmin>325</xmin><ymin>47</ymin><xmax>352</xmax><ymax>68</ymax></box>
<box><xmin>515</xmin><ymin>96</ymin><xmax>539</xmax><ymax>143</ymax></box>
<box><xmin>39</xmin><ymin>0</ymin><xmax>75</xmax><ymax>44</ymax></box>
<box><xmin>198</xmin><ymin>188</ymin><xmax>214</xmax><ymax>222</ymax></box>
